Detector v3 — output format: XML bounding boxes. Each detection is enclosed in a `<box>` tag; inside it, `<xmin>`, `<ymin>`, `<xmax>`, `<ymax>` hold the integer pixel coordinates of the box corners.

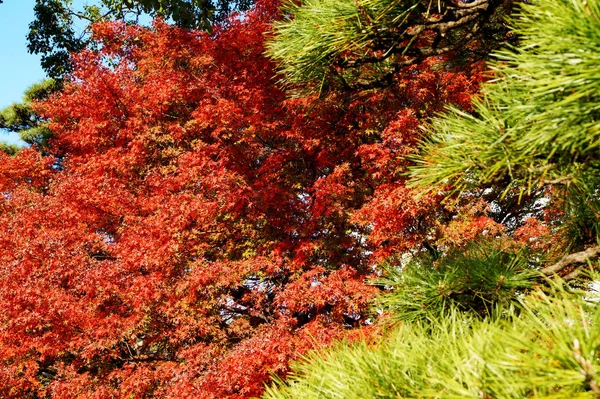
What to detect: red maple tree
<box><xmin>0</xmin><ymin>2</ymin><xmax>491</xmax><ymax>397</ymax></box>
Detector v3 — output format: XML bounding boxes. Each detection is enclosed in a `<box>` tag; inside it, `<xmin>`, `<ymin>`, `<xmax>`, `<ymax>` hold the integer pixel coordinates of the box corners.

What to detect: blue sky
<box><xmin>0</xmin><ymin>0</ymin><xmax>104</xmax><ymax>146</ymax></box>
<box><xmin>0</xmin><ymin>0</ymin><xmax>47</xmax><ymax>108</ymax></box>
<box><xmin>0</xmin><ymin>1</ymin><xmax>154</xmax><ymax>147</ymax></box>
<box><xmin>0</xmin><ymin>0</ymin><xmax>46</xmax><ymax>145</ymax></box>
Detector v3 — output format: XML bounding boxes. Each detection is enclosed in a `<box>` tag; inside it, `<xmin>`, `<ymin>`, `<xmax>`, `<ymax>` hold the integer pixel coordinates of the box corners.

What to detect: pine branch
<box><xmin>540</xmin><ymin>245</ymin><xmax>600</xmax><ymax>280</ymax></box>
<box><xmin>268</xmin><ymin>0</ymin><xmax>512</xmax><ymax>93</ymax></box>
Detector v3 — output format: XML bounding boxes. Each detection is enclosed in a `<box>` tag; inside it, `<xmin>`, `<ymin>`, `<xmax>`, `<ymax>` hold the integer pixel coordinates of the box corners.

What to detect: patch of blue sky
<box><xmin>0</xmin><ymin>1</ymin><xmax>153</xmax><ymax>147</ymax></box>
<box><xmin>0</xmin><ymin>0</ymin><xmax>45</xmax><ymax>145</ymax></box>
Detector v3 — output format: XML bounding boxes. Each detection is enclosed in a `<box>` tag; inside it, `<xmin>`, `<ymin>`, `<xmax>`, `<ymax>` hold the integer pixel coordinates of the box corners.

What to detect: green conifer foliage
<box><xmin>410</xmin><ymin>0</ymin><xmax>600</xmax><ymax>195</ymax></box>
<box><xmin>374</xmin><ymin>242</ymin><xmax>536</xmax><ymax>322</ymax></box>
<box><xmin>264</xmin><ymin>275</ymin><xmax>600</xmax><ymax>399</ymax></box>
<box><xmin>267</xmin><ymin>0</ymin><xmax>512</xmax><ymax>93</ymax></box>
<box><xmin>0</xmin><ymin>79</ymin><xmax>57</xmax><ymax>147</ymax></box>
<box><xmin>410</xmin><ymin>0</ymin><xmax>600</xmax><ymax>250</ymax></box>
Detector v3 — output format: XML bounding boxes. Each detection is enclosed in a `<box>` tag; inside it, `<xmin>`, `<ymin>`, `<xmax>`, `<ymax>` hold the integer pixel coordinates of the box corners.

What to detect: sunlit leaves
<box><xmin>0</xmin><ymin>0</ymin><xmax>491</xmax><ymax>396</ymax></box>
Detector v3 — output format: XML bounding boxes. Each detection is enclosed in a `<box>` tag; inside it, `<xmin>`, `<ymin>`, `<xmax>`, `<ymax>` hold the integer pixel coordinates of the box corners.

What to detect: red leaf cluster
<box><xmin>0</xmin><ymin>2</ymin><xmax>486</xmax><ymax>397</ymax></box>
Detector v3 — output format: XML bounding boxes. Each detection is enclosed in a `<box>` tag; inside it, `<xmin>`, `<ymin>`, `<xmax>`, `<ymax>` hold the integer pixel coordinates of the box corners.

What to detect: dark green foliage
<box><xmin>374</xmin><ymin>243</ymin><xmax>536</xmax><ymax>322</ymax></box>
<box><xmin>134</xmin><ymin>0</ymin><xmax>255</xmax><ymax>26</ymax></box>
<box><xmin>0</xmin><ymin>79</ymin><xmax>58</xmax><ymax>147</ymax></box>
<box><xmin>24</xmin><ymin>0</ymin><xmax>255</xmax><ymax>79</ymax></box>
<box><xmin>0</xmin><ymin>142</ymin><xmax>20</xmax><ymax>156</ymax></box>
<box><xmin>27</xmin><ymin>0</ymin><xmax>87</xmax><ymax>79</ymax></box>
<box><xmin>560</xmin><ymin>175</ymin><xmax>600</xmax><ymax>250</ymax></box>
<box><xmin>104</xmin><ymin>0</ymin><xmax>247</xmax><ymax>29</ymax></box>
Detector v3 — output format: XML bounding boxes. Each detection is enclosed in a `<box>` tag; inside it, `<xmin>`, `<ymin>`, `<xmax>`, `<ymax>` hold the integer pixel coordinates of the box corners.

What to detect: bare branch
<box><xmin>541</xmin><ymin>245</ymin><xmax>600</xmax><ymax>277</ymax></box>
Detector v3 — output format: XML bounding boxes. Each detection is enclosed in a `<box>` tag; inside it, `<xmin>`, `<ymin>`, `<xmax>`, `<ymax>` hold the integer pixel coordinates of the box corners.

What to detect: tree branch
<box><xmin>540</xmin><ymin>245</ymin><xmax>600</xmax><ymax>279</ymax></box>
<box><xmin>327</xmin><ymin>0</ymin><xmax>509</xmax><ymax>91</ymax></box>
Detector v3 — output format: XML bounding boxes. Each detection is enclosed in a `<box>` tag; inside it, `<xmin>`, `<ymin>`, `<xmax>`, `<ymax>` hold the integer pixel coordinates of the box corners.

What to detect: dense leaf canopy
<box><xmin>2</xmin><ymin>0</ymin><xmax>598</xmax><ymax>397</ymax></box>
<box><xmin>0</xmin><ymin>0</ymin><xmax>498</xmax><ymax>396</ymax></box>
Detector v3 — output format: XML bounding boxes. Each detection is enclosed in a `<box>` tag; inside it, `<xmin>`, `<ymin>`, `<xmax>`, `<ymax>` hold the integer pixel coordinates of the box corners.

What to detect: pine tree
<box><xmin>0</xmin><ymin>79</ymin><xmax>57</xmax><ymax>147</ymax></box>
<box><xmin>410</xmin><ymin>0</ymin><xmax>600</xmax><ymax>263</ymax></box>
<box><xmin>410</xmin><ymin>0</ymin><xmax>600</xmax><ymax>196</ymax></box>
<box><xmin>264</xmin><ymin>274</ymin><xmax>600</xmax><ymax>399</ymax></box>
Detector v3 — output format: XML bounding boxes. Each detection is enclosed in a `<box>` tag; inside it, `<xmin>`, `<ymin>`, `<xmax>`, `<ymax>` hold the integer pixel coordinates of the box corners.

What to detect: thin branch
<box><xmin>449</xmin><ymin>0</ymin><xmax>490</xmax><ymax>9</ymax></box>
<box><xmin>326</xmin><ymin>0</ymin><xmax>502</xmax><ymax>90</ymax></box>
<box><xmin>540</xmin><ymin>245</ymin><xmax>600</xmax><ymax>277</ymax></box>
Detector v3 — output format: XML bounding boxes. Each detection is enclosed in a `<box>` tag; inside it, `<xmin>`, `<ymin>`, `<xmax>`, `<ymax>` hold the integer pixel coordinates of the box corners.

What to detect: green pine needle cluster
<box><xmin>409</xmin><ymin>0</ymin><xmax>600</xmax><ymax>195</ymax></box>
<box><xmin>0</xmin><ymin>142</ymin><xmax>20</xmax><ymax>156</ymax></box>
<box><xmin>374</xmin><ymin>243</ymin><xmax>536</xmax><ymax>322</ymax></box>
<box><xmin>263</xmin><ymin>274</ymin><xmax>600</xmax><ymax>399</ymax></box>
<box><xmin>266</xmin><ymin>0</ymin><xmax>420</xmax><ymax>92</ymax></box>
<box><xmin>0</xmin><ymin>79</ymin><xmax>58</xmax><ymax>148</ymax></box>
